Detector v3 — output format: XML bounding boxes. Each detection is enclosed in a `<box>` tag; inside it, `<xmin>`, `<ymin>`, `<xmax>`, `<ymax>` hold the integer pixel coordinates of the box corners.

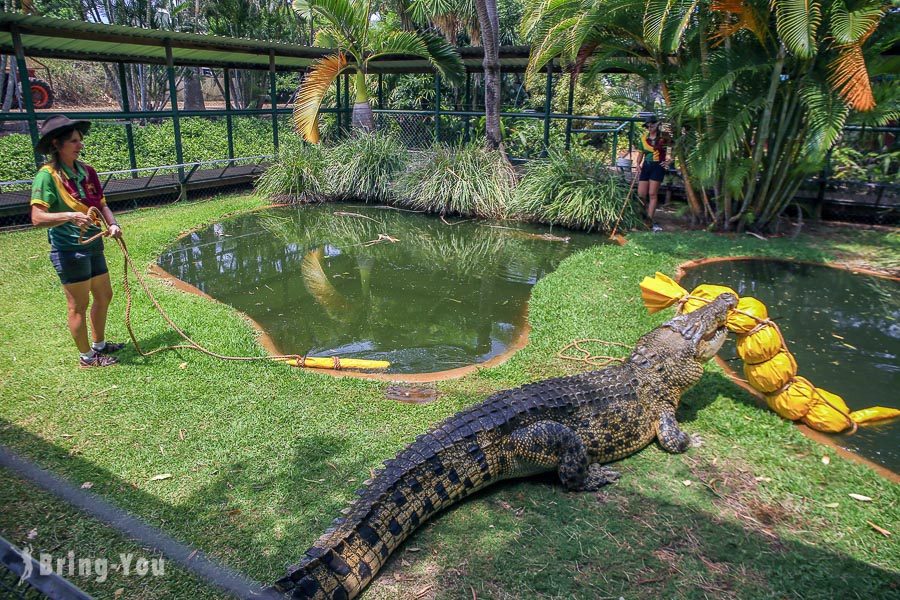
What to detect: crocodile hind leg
<box><xmin>506</xmin><ymin>420</ymin><xmax>619</xmax><ymax>492</ymax></box>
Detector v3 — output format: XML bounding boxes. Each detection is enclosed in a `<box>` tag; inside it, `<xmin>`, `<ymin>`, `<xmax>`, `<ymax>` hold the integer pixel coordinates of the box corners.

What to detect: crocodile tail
<box><xmin>271</xmin><ymin>398</ymin><xmax>514</xmax><ymax>599</ymax></box>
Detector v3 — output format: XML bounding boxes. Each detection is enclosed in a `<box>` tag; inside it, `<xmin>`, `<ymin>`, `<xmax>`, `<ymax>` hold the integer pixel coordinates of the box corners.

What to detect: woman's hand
<box><xmin>108</xmin><ymin>224</ymin><xmax>123</xmax><ymax>239</ymax></box>
<box><xmin>68</xmin><ymin>211</ymin><xmax>94</xmax><ymax>228</ymax></box>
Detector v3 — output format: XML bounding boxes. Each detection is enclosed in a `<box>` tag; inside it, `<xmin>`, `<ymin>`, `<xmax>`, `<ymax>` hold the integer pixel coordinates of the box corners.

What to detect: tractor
<box><xmin>1</xmin><ymin>59</ymin><xmax>54</xmax><ymax>109</ymax></box>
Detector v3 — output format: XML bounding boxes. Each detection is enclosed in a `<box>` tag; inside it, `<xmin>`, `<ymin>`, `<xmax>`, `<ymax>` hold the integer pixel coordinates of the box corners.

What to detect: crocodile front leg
<box><xmin>655</xmin><ymin>408</ymin><xmax>699</xmax><ymax>454</ymax></box>
<box><xmin>505</xmin><ymin>420</ymin><xmax>619</xmax><ymax>491</ymax></box>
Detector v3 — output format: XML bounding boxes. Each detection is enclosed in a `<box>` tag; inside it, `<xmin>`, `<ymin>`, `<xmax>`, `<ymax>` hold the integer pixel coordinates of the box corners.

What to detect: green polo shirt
<box><xmin>31</xmin><ymin>163</ymin><xmax>103</xmax><ymax>252</ymax></box>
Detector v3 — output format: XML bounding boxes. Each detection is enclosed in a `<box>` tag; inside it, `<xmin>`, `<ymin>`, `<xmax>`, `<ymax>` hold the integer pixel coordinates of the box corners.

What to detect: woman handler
<box><xmin>30</xmin><ymin>116</ymin><xmax>125</xmax><ymax>368</ymax></box>
<box><xmin>637</xmin><ymin>115</ymin><xmax>671</xmax><ymax>232</ymax></box>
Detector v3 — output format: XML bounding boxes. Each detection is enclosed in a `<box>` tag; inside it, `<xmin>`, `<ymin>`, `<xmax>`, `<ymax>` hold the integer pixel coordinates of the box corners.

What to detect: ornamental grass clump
<box><xmin>254</xmin><ymin>137</ymin><xmax>327</xmax><ymax>203</ymax></box>
<box><xmin>513</xmin><ymin>150</ymin><xmax>640</xmax><ymax>232</ymax></box>
<box><xmin>324</xmin><ymin>131</ymin><xmax>408</xmax><ymax>203</ymax></box>
<box><xmin>396</xmin><ymin>144</ymin><xmax>515</xmax><ymax>219</ymax></box>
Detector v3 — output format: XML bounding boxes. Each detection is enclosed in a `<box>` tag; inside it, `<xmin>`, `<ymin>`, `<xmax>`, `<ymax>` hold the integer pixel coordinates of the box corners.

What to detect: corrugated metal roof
<box><xmin>0</xmin><ymin>13</ymin><xmax>535</xmax><ymax>73</ymax></box>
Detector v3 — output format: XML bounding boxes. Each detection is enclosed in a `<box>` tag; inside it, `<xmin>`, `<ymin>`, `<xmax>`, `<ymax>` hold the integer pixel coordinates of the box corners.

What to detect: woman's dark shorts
<box><xmin>50</xmin><ymin>249</ymin><xmax>108</xmax><ymax>285</ymax></box>
<box><xmin>639</xmin><ymin>160</ymin><xmax>667</xmax><ymax>182</ymax></box>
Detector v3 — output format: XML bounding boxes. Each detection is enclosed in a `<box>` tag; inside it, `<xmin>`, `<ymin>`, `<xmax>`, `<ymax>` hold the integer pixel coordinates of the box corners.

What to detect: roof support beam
<box><xmin>12</xmin><ymin>25</ymin><xmax>40</xmax><ymax>167</ymax></box>
<box><xmin>165</xmin><ymin>40</ymin><xmax>184</xmax><ymax>181</ymax></box>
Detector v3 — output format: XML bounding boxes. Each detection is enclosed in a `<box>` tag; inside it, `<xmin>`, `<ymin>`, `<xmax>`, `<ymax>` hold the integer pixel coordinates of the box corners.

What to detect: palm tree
<box><xmin>411</xmin><ymin>0</ymin><xmax>504</xmax><ymax>150</ymax></box>
<box><xmin>291</xmin><ymin>0</ymin><xmax>465</xmax><ymax>143</ymax></box>
<box><xmin>522</xmin><ymin>0</ymin><xmax>893</xmax><ymax>231</ymax></box>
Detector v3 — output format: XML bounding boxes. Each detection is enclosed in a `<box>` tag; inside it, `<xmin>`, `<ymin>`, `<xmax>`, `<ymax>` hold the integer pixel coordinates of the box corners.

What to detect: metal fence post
<box><xmin>434</xmin><ymin>72</ymin><xmax>441</xmax><ymax>143</ymax></box>
<box><xmin>223</xmin><ymin>68</ymin><xmax>235</xmax><ymax>161</ymax></box>
<box><xmin>12</xmin><ymin>26</ymin><xmax>41</xmax><ymax>167</ymax></box>
<box><xmin>564</xmin><ymin>72</ymin><xmax>574</xmax><ymax>150</ymax></box>
<box><xmin>117</xmin><ymin>62</ymin><xmax>138</xmax><ymax>175</ymax></box>
<box><xmin>335</xmin><ymin>74</ymin><xmax>342</xmax><ymax>133</ymax></box>
<box><xmin>164</xmin><ymin>40</ymin><xmax>185</xmax><ymax>182</ymax></box>
<box><xmin>269</xmin><ymin>50</ymin><xmax>279</xmax><ymax>151</ymax></box>
<box><xmin>343</xmin><ymin>73</ymin><xmax>351</xmax><ymax>134</ymax></box>
<box><xmin>377</xmin><ymin>73</ymin><xmax>383</xmax><ymax>109</ymax></box>
<box><xmin>543</xmin><ymin>62</ymin><xmax>553</xmax><ymax>153</ymax></box>
<box><xmin>464</xmin><ymin>72</ymin><xmax>471</xmax><ymax>143</ymax></box>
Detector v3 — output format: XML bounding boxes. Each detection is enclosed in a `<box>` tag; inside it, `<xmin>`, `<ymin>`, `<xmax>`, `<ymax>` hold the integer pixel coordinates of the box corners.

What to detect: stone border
<box><xmin>676</xmin><ymin>256</ymin><xmax>899</xmax><ymax>483</ymax></box>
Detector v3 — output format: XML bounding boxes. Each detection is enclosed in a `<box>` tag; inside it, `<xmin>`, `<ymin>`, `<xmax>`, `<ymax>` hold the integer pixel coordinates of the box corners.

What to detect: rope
<box><xmin>79</xmin><ymin>208</ymin><xmax>319</xmax><ymax>367</ymax></box>
<box><xmin>557</xmin><ymin>338</ymin><xmax>630</xmax><ymax>368</ymax></box>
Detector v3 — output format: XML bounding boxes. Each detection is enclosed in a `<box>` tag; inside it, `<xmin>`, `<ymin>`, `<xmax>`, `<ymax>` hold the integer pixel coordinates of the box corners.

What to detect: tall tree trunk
<box><xmin>3</xmin><ymin>57</ymin><xmax>18</xmax><ymax>113</ymax></box>
<box><xmin>474</xmin><ymin>0</ymin><xmax>502</xmax><ymax>151</ymax></box>
<box><xmin>732</xmin><ymin>45</ymin><xmax>786</xmax><ymax>229</ymax></box>
<box><xmin>183</xmin><ymin>67</ymin><xmax>206</xmax><ymax>110</ymax></box>
<box><xmin>351</xmin><ymin>70</ymin><xmax>375</xmax><ymax>132</ymax></box>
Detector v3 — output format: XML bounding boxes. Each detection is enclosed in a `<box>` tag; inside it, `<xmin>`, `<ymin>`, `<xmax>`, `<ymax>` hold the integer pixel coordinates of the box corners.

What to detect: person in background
<box><xmin>30</xmin><ymin>116</ymin><xmax>125</xmax><ymax>368</ymax></box>
<box><xmin>636</xmin><ymin>115</ymin><xmax>671</xmax><ymax>232</ymax></box>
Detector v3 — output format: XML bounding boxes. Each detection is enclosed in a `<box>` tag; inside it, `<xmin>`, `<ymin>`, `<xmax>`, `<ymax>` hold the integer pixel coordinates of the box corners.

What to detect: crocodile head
<box><xmin>664</xmin><ymin>292</ymin><xmax>737</xmax><ymax>361</ymax></box>
<box><xmin>630</xmin><ymin>292</ymin><xmax>737</xmax><ymax>394</ymax></box>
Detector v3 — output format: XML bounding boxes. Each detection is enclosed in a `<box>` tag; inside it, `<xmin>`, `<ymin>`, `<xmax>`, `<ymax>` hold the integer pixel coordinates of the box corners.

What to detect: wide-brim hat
<box><xmin>36</xmin><ymin>115</ymin><xmax>91</xmax><ymax>154</ymax></box>
<box><xmin>642</xmin><ymin>115</ymin><xmax>660</xmax><ymax>128</ymax></box>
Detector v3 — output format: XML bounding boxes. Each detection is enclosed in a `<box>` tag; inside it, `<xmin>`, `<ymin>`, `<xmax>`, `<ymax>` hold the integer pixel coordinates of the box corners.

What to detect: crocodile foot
<box><xmin>690</xmin><ymin>434</ymin><xmax>704</xmax><ymax>448</ymax></box>
<box><xmin>577</xmin><ymin>464</ymin><xmax>620</xmax><ymax>491</ymax></box>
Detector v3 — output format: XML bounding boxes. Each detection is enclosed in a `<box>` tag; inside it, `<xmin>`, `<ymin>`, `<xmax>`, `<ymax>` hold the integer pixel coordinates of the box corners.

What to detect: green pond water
<box><xmin>157</xmin><ymin>205</ymin><xmax>601</xmax><ymax>374</ymax></box>
<box><xmin>682</xmin><ymin>260</ymin><xmax>899</xmax><ymax>473</ymax></box>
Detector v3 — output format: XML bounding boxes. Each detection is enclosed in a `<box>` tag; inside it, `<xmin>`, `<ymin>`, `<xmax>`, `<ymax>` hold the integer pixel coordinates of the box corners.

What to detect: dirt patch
<box><xmin>684</xmin><ymin>455</ymin><xmax>799</xmax><ymax>544</ymax></box>
<box><xmin>368</xmin><ymin>542</ymin><xmax>466</xmax><ymax>600</ymax></box>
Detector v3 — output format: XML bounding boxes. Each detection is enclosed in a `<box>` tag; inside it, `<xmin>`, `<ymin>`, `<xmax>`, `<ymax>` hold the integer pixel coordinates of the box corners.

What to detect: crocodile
<box><xmin>271</xmin><ymin>292</ymin><xmax>737</xmax><ymax>599</ymax></box>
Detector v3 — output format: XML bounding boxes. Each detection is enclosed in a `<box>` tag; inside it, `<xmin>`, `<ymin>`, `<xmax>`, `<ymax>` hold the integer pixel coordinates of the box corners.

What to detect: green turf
<box><xmin>1</xmin><ymin>195</ymin><xmax>897</xmax><ymax>599</ymax></box>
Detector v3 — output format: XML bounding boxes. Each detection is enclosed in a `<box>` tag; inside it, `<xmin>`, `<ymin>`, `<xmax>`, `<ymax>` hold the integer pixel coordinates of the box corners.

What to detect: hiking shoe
<box><xmin>94</xmin><ymin>341</ymin><xmax>126</xmax><ymax>354</ymax></box>
<box><xmin>651</xmin><ymin>222</ymin><xmax>663</xmax><ymax>232</ymax></box>
<box><xmin>79</xmin><ymin>354</ymin><xmax>119</xmax><ymax>368</ymax></box>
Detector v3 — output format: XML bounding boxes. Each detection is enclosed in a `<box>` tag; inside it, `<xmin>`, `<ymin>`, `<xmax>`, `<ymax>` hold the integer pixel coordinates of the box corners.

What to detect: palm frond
<box><xmin>773</xmin><ymin>0</ymin><xmax>822</xmax><ymax>59</ymax></box>
<box><xmin>828</xmin><ymin>2</ymin><xmax>883</xmax><ymax>45</ymax></box>
<box><xmin>827</xmin><ymin>42</ymin><xmax>876</xmax><ymax>111</ymax></box>
<box><xmin>800</xmin><ymin>81</ymin><xmax>849</xmax><ymax>159</ymax></box>
<box><xmin>302</xmin><ymin>0</ymin><xmax>365</xmax><ymax>53</ymax></box>
<box><xmin>710</xmin><ymin>0</ymin><xmax>770</xmax><ymax>47</ymax></box>
<box><xmin>293</xmin><ymin>53</ymin><xmax>350</xmax><ymax>143</ymax></box>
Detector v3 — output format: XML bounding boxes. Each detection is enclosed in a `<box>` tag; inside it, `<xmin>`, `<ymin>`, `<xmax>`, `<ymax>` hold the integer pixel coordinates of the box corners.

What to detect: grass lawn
<box><xmin>1</xmin><ymin>194</ymin><xmax>898</xmax><ymax>599</ymax></box>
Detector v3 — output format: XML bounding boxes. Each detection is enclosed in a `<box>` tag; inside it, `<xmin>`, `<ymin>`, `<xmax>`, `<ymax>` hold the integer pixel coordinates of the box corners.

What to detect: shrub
<box><xmin>255</xmin><ymin>137</ymin><xmax>327</xmax><ymax>203</ymax></box>
<box><xmin>396</xmin><ymin>144</ymin><xmax>516</xmax><ymax>218</ymax></box>
<box><xmin>322</xmin><ymin>131</ymin><xmax>408</xmax><ymax>203</ymax></box>
<box><xmin>512</xmin><ymin>149</ymin><xmax>640</xmax><ymax>232</ymax></box>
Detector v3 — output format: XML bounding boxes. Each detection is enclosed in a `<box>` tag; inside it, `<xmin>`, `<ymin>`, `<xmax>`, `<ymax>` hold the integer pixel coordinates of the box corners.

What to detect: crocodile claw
<box><xmin>580</xmin><ymin>464</ymin><xmax>621</xmax><ymax>491</ymax></box>
<box><xmin>690</xmin><ymin>434</ymin><xmax>704</xmax><ymax>448</ymax></box>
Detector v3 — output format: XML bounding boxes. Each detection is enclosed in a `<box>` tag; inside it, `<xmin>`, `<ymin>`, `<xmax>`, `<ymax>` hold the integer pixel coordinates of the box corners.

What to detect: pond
<box><xmin>157</xmin><ymin>205</ymin><xmax>601</xmax><ymax>375</ymax></box>
<box><xmin>681</xmin><ymin>259</ymin><xmax>899</xmax><ymax>473</ymax></box>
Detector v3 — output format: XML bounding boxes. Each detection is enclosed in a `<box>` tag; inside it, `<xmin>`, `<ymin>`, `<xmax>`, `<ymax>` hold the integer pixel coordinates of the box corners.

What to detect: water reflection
<box><xmin>682</xmin><ymin>260</ymin><xmax>899</xmax><ymax>472</ymax></box>
<box><xmin>158</xmin><ymin>205</ymin><xmax>600</xmax><ymax>373</ymax></box>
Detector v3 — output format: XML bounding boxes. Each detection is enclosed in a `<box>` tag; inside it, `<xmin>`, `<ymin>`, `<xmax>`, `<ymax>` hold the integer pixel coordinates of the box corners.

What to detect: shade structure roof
<box><xmin>0</xmin><ymin>13</ymin><xmax>534</xmax><ymax>73</ymax></box>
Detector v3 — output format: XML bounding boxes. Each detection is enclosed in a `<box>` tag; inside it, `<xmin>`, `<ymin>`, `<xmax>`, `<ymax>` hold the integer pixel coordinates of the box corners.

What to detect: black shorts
<box><xmin>50</xmin><ymin>249</ymin><xmax>109</xmax><ymax>285</ymax></box>
<box><xmin>639</xmin><ymin>160</ymin><xmax>666</xmax><ymax>182</ymax></box>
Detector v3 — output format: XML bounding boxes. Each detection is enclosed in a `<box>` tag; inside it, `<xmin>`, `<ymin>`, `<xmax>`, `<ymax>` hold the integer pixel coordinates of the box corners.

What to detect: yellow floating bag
<box><xmin>727</xmin><ymin>297</ymin><xmax>768</xmax><ymax>334</ymax></box>
<box><xmin>744</xmin><ymin>350</ymin><xmax>797</xmax><ymax>393</ymax></box>
<box><xmin>736</xmin><ymin>324</ymin><xmax>782</xmax><ymax>364</ymax></box>
<box><xmin>802</xmin><ymin>387</ymin><xmax>853</xmax><ymax>433</ymax></box>
<box><xmin>849</xmin><ymin>406</ymin><xmax>900</xmax><ymax>425</ymax></box>
<box><xmin>639</xmin><ymin>272</ymin><xmax>688</xmax><ymax>314</ymax></box>
<box><xmin>765</xmin><ymin>376</ymin><xmax>815</xmax><ymax>420</ymax></box>
<box><xmin>681</xmin><ymin>284</ymin><xmax>738</xmax><ymax>314</ymax></box>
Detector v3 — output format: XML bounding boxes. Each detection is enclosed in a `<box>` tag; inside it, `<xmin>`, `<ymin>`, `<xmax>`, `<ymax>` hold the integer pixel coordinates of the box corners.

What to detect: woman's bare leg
<box><xmin>62</xmin><ymin>280</ymin><xmax>92</xmax><ymax>353</ymax></box>
<box><xmin>89</xmin><ymin>272</ymin><xmax>114</xmax><ymax>344</ymax></box>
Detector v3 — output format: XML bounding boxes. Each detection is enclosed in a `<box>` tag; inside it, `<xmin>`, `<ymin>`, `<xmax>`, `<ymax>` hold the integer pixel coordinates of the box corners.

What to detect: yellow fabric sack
<box><xmin>765</xmin><ymin>376</ymin><xmax>815</xmax><ymax>420</ymax></box>
<box><xmin>681</xmin><ymin>284</ymin><xmax>738</xmax><ymax>314</ymax></box>
<box><xmin>744</xmin><ymin>350</ymin><xmax>797</xmax><ymax>393</ymax></box>
<box><xmin>727</xmin><ymin>297</ymin><xmax>768</xmax><ymax>334</ymax></box>
<box><xmin>849</xmin><ymin>406</ymin><xmax>900</xmax><ymax>425</ymax></box>
<box><xmin>640</xmin><ymin>272</ymin><xmax>688</xmax><ymax>314</ymax></box>
<box><xmin>802</xmin><ymin>387</ymin><xmax>853</xmax><ymax>433</ymax></box>
<box><xmin>736</xmin><ymin>324</ymin><xmax>782</xmax><ymax>364</ymax></box>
